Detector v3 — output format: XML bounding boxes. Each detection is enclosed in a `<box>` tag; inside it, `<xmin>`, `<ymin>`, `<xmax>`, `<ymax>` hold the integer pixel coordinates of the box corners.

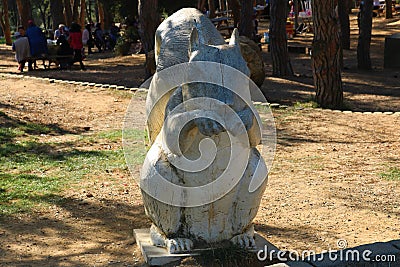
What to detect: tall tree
<box><xmin>16</xmin><ymin>0</ymin><xmax>33</xmax><ymax>29</ymax></box>
<box><xmin>63</xmin><ymin>0</ymin><xmax>73</xmax><ymax>26</ymax></box>
<box><xmin>50</xmin><ymin>0</ymin><xmax>65</xmax><ymax>30</ymax></box>
<box><xmin>227</xmin><ymin>0</ymin><xmax>240</xmax><ymax>28</ymax></box>
<box><xmin>311</xmin><ymin>0</ymin><xmax>343</xmax><ymax>109</ymax></box>
<box><xmin>0</xmin><ymin>0</ymin><xmax>12</xmax><ymax>45</ymax></box>
<box><xmin>97</xmin><ymin>0</ymin><xmax>104</xmax><ymax>28</ymax></box>
<box><xmin>79</xmin><ymin>0</ymin><xmax>86</xmax><ymax>26</ymax></box>
<box><xmin>208</xmin><ymin>0</ymin><xmax>216</xmax><ymax>18</ymax></box>
<box><xmin>138</xmin><ymin>0</ymin><xmax>159</xmax><ymax>78</ymax></box>
<box><xmin>239</xmin><ymin>0</ymin><xmax>253</xmax><ymax>38</ymax></box>
<box><xmin>338</xmin><ymin>0</ymin><xmax>350</xmax><ymax>50</ymax></box>
<box><xmin>385</xmin><ymin>0</ymin><xmax>393</xmax><ymax>19</ymax></box>
<box><xmin>32</xmin><ymin>0</ymin><xmax>50</xmax><ymax>29</ymax></box>
<box><xmin>197</xmin><ymin>0</ymin><xmax>206</xmax><ymax>11</ymax></box>
<box><xmin>99</xmin><ymin>0</ymin><xmax>111</xmax><ymax>30</ymax></box>
<box><xmin>294</xmin><ymin>0</ymin><xmax>299</xmax><ymax>35</ymax></box>
<box><xmin>357</xmin><ymin>0</ymin><xmax>373</xmax><ymax>70</ymax></box>
<box><xmin>219</xmin><ymin>0</ymin><xmax>225</xmax><ymax>11</ymax></box>
<box><xmin>269</xmin><ymin>0</ymin><xmax>293</xmax><ymax>76</ymax></box>
<box><xmin>72</xmin><ymin>0</ymin><xmax>80</xmax><ymax>23</ymax></box>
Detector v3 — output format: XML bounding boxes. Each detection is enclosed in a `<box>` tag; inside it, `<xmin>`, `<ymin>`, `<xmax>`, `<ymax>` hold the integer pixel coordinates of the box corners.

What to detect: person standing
<box><xmin>94</xmin><ymin>23</ymin><xmax>104</xmax><ymax>52</ymax></box>
<box><xmin>68</xmin><ymin>22</ymin><xmax>85</xmax><ymax>70</ymax></box>
<box><xmin>26</xmin><ymin>20</ymin><xmax>48</xmax><ymax>70</ymax></box>
<box><xmin>82</xmin><ymin>23</ymin><xmax>94</xmax><ymax>55</ymax></box>
<box><xmin>12</xmin><ymin>32</ymin><xmax>31</xmax><ymax>72</ymax></box>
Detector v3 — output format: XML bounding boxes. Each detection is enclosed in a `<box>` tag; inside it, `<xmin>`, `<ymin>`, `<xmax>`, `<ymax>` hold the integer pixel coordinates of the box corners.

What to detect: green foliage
<box><xmin>114</xmin><ymin>26</ymin><xmax>139</xmax><ymax>56</ymax></box>
<box><xmin>0</xmin><ymin>37</ymin><xmax>15</xmax><ymax>45</ymax></box>
<box><xmin>380</xmin><ymin>167</ymin><xmax>400</xmax><ymax>181</ymax></box>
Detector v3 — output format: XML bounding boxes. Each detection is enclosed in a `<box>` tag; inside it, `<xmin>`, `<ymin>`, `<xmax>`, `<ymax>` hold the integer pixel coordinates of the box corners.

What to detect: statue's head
<box><xmin>188</xmin><ymin>28</ymin><xmax>250</xmax><ymax>77</ymax></box>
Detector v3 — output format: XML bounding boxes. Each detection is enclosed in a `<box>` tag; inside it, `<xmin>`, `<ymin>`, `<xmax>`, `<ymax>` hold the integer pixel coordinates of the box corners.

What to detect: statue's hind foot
<box><xmin>150</xmin><ymin>224</ymin><xmax>193</xmax><ymax>254</ymax></box>
<box><xmin>166</xmin><ymin>238</ymin><xmax>193</xmax><ymax>253</ymax></box>
<box><xmin>230</xmin><ymin>225</ymin><xmax>256</xmax><ymax>249</ymax></box>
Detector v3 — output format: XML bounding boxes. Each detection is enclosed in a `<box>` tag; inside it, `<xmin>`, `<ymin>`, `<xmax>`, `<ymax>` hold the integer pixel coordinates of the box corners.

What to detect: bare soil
<box><xmin>0</xmin><ymin>13</ymin><xmax>399</xmax><ymax>267</ymax></box>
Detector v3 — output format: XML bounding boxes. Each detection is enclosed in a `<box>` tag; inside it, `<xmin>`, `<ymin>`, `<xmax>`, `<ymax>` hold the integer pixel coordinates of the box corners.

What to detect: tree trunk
<box><xmin>227</xmin><ymin>0</ymin><xmax>240</xmax><ymax>28</ymax></box>
<box><xmin>311</xmin><ymin>0</ymin><xmax>343</xmax><ymax>109</ymax></box>
<box><xmin>294</xmin><ymin>0</ymin><xmax>299</xmax><ymax>35</ymax></box>
<box><xmin>50</xmin><ymin>0</ymin><xmax>65</xmax><ymax>30</ymax></box>
<box><xmin>71</xmin><ymin>0</ymin><xmax>80</xmax><ymax>23</ymax></box>
<box><xmin>97</xmin><ymin>0</ymin><xmax>104</xmax><ymax>29</ymax></box>
<box><xmin>239</xmin><ymin>0</ymin><xmax>253</xmax><ymax>39</ymax></box>
<box><xmin>138</xmin><ymin>0</ymin><xmax>159</xmax><ymax>78</ymax></box>
<box><xmin>357</xmin><ymin>0</ymin><xmax>373</xmax><ymax>70</ymax></box>
<box><xmin>197</xmin><ymin>0</ymin><xmax>206</xmax><ymax>11</ymax></box>
<box><xmin>94</xmin><ymin>0</ymin><xmax>99</xmax><ymax>23</ymax></box>
<box><xmin>385</xmin><ymin>0</ymin><xmax>393</xmax><ymax>18</ymax></box>
<box><xmin>219</xmin><ymin>0</ymin><xmax>225</xmax><ymax>11</ymax></box>
<box><xmin>87</xmin><ymin>0</ymin><xmax>92</xmax><ymax>22</ymax></box>
<box><xmin>37</xmin><ymin>4</ymin><xmax>47</xmax><ymax>30</ymax></box>
<box><xmin>16</xmin><ymin>0</ymin><xmax>32</xmax><ymax>29</ymax></box>
<box><xmin>0</xmin><ymin>0</ymin><xmax>12</xmax><ymax>45</ymax></box>
<box><xmin>80</xmin><ymin>0</ymin><xmax>86</xmax><ymax>26</ymax></box>
<box><xmin>269</xmin><ymin>0</ymin><xmax>293</xmax><ymax>76</ymax></box>
<box><xmin>338</xmin><ymin>0</ymin><xmax>351</xmax><ymax>50</ymax></box>
<box><xmin>63</xmin><ymin>0</ymin><xmax>73</xmax><ymax>26</ymax></box>
<box><xmin>208</xmin><ymin>0</ymin><xmax>216</xmax><ymax>18</ymax></box>
<box><xmin>101</xmin><ymin>1</ymin><xmax>112</xmax><ymax>30</ymax></box>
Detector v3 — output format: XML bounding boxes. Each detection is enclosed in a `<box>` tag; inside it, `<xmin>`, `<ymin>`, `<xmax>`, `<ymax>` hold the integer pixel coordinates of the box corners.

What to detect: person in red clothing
<box><xmin>68</xmin><ymin>22</ymin><xmax>86</xmax><ymax>70</ymax></box>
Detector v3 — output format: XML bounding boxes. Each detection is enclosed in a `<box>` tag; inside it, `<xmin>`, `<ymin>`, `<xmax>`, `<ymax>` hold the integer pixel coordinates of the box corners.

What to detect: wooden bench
<box><xmin>28</xmin><ymin>54</ymin><xmax>74</xmax><ymax>70</ymax></box>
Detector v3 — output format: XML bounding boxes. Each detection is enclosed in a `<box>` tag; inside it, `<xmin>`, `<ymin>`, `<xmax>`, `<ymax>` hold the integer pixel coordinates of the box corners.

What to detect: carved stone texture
<box><xmin>141</xmin><ymin>8</ymin><xmax>268</xmax><ymax>254</ymax></box>
<box><xmin>239</xmin><ymin>36</ymin><xmax>266</xmax><ymax>87</ymax></box>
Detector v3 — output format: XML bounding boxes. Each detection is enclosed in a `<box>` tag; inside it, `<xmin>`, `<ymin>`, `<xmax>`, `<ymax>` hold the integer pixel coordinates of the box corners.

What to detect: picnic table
<box><xmin>29</xmin><ymin>40</ymin><xmax>73</xmax><ymax>69</ymax></box>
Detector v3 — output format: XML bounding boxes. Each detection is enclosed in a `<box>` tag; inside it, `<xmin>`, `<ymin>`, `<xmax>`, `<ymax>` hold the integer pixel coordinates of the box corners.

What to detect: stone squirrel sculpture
<box><xmin>141</xmin><ymin>8</ymin><xmax>268</xmax><ymax>254</ymax></box>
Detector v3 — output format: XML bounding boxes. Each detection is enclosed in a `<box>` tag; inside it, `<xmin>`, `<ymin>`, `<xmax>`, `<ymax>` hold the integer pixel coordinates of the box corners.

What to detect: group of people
<box><xmin>52</xmin><ymin>22</ymin><xmax>87</xmax><ymax>70</ymax></box>
<box><xmin>12</xmin><ymin>19</ymin><xmax>121</xmax><ymax>72</ymax></box>
<box><xmin>12</xmin><ymin>20</ymin><xmax>48</xmax><ymax>72</ymax></box>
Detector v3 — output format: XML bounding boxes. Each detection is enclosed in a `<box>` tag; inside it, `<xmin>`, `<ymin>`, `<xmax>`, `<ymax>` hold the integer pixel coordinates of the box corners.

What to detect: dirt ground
<box><xmin>0</xmin><ymin>13</ymin><xmax>399</xmax><ymax>267</ymax></box>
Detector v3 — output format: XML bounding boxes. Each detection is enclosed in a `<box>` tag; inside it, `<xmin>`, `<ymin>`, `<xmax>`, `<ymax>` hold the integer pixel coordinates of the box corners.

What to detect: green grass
<box><xmin>294</xmin><ymin>100</ymin><xmax>319</xmax><ymax>109</ymax></box>
<box><xmin>380</xmin><ymin>167</ymin><xmax>400</xmax><ymax>181</ymax></box>
<box><xmin>0</xmin><ymin>37</ymin><xmax>15</xmax><ymax>45</ymax></box>
<box><xmin>0</xmin><ymin>116</ymin><xmax>146</xmax><ymax>215</ymax></box>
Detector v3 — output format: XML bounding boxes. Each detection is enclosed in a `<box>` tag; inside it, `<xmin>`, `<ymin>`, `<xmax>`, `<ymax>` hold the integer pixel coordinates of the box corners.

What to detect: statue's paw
<box><xmin>230</xmin><ymin>233</ymin><xmax>256</xmax><ymax>249</ymax></box>
<box><xmin>166</xmin><ymin>238</ymin><xmax>193</xmax><ymax>254</ymax></box>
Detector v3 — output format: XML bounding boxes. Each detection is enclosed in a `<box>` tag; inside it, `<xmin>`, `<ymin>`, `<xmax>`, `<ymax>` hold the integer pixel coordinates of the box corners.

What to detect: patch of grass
<box><xmin>294</xmin><ymin>100</ymin><xmax>319</xmax><ymax>109</ymax></box>
<box><xmin>0</xmin><ymin>173</ymin><xmax>62</xmax><ymax>214</ymax></box>
<box><xmin>380</xmin><ymin>167</ymin><xmax>400</xmax><ymax>181</ymax></box>
<box><xmin>96</xmin><ymin>129</ymin><xmax>123</xmax><ymax>142</ymax></box>
<box><xmin>0</xmin><ymin>121</ymin><xmax>146</xmax><ymax>215</ymax></box>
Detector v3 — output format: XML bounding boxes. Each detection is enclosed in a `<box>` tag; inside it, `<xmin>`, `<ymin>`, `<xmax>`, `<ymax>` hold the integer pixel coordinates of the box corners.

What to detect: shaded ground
<box><xmin>0</xmin><ymin>12</ymin><xmax>399</xmax><ymax>267</ymax></box>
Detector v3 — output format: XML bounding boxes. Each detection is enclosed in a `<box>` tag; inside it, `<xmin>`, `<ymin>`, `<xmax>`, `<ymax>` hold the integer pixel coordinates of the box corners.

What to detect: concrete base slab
<box><xmin>134</xmin><ymin>228</ymin><xmax>281</xmax><ymax>266</ymax></box>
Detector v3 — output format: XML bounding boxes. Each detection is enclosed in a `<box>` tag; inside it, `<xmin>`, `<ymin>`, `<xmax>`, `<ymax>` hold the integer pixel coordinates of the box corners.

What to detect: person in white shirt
<box><xmin>54</xmin><ymin>24</ymin><xmax>66</xmax><ymax>40</ymax></box>
<box><xmin>12</xmin><ymin>32</ymin><xmax>31</xmax><ymax>72</ymax></box>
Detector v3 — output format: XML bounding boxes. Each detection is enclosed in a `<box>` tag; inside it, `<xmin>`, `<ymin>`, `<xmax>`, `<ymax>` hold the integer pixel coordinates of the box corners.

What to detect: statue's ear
<box><xmin>189</xmin><ymin>27</ymin><xmax>200</xmax><ymax>54</ymax></box>
<box><xmin>229</xmin><ymin>28</ymin><xmax>239</xmax><ymax>46</ymax></box>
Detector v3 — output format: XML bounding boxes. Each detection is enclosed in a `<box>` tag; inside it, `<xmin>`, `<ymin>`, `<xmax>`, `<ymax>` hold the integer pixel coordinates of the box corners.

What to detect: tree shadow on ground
<box><xmin>0</xmin><ymin>195</ymin><xmax>149</xmax><ymax>266</ymax></box>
